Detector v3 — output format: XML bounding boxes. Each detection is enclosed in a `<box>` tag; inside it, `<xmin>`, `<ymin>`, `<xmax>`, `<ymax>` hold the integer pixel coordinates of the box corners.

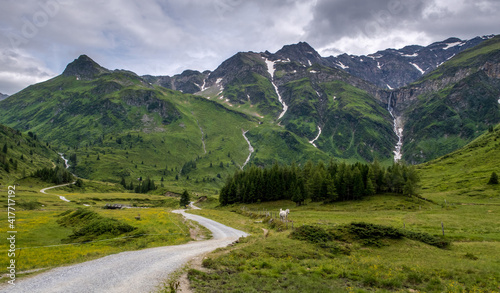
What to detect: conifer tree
<box><xmin>488</xmin><ymin>172</ymin><xmax>499</xmax><ymax>185</ymax></box>
<box><xmin>180</xmin><ymin>190</ymin><xmax>190</xmax><ymax>207</ymax></box>
<box><xmin>352</xmin><ymin>167</ymin><xmax>364</xmax><ymax>200</ymax></box>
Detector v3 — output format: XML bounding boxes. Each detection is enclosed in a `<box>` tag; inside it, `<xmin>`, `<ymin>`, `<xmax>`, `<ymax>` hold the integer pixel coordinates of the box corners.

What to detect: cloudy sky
<box><xmin>0</xmin><ymin>0</ymin><xmax>498</xmax><ymax>94</ymax></box>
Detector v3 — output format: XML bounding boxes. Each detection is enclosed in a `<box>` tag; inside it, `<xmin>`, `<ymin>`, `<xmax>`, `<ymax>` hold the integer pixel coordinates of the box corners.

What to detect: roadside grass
<box><xmin>187</xmin><ymin>194</ymin><xmax>500</xmax><ymax>292</ymax></box>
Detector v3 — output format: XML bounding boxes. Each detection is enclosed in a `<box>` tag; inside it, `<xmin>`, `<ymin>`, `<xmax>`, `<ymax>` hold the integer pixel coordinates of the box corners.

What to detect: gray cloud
<box><xmin>306</xmin><ymin>0</ymin><xmax>499</xmax><ymax>56</ymax></box>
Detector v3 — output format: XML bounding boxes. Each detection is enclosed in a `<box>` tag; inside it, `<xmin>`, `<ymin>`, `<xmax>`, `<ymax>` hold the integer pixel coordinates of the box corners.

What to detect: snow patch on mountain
<box><xmin>336</xmin><ymin>62</ymin><xmax>349</xmax><ymax>69</ymax></box>
<box><xmin>410</xmin><ymin>62</ymin><xmax>425</xmax><ymax>74</ymax></box>
<box><xmin>264</xmin><ymin>58</ymin><xmax>288</xmax><ymax>120</ymax></box>
<box><xmin>401</xmin><ymin>52</ymin><xmax>419</xmax><ymax>57</ymax></box>
<box><xmin>443</xmin><ymin>42</ymin><xmax>463</xmax><ymax>50</ymax></box>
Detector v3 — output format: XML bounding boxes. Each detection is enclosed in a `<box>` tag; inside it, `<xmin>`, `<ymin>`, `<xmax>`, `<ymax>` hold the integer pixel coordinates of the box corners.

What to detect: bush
<box><xmin>290</xmin><ymin>222</ymin><xmax>451</xmax><ymax>249</ymax></box>
<box><xmin>487</xmin><ymin>172</ymin><xmax>498</xmax><ymax>185</ymax></box>
<box><xmin>57</xmin><ymin>208</ymin><xmax>137</xmax><ymax>243</ymax></box>
<box><xmin>17</xmin><ymin>200</ymin><xmax>43</xmax><ymax>210</ymax></box>
<box><xmin>346</xmin><ymin>222</ymin><xmax>405</xmax><ymax>240</ymax></box>
<box><xmin>289</xmin><ymin>225</ymin><xmax>333</xmax><ymax>243</ymax></box>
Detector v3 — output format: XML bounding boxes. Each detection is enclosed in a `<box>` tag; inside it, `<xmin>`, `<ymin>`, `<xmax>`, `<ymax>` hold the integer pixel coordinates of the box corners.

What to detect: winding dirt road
<box><xmin>1</xmin><ymin>209</ymin><xmax>247</xmax><ymax>293</ymax></box>
<box><xmin>39</xmin><ymin>182</ymin><xmax>75</xmax><ymax>202</ymax></box>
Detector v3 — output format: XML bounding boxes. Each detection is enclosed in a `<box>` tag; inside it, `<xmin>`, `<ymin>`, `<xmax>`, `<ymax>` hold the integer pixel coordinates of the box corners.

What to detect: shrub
<box><xmin>346</xmin><ymin>222</ymin><xmax>405</xmax><ymax>240</ymax></box>
<box><xmin>57</xmin><ymin>208</ymin><xmax>137</xmax><ymax>243</ymax></box>
<box><xmin>289</xmin><ymin>225</ymin><xmax>333</xmax><ymax>243</ymax></box>
<box><xmin>487</xmin><ymin>172</ymin><xmax>498</xmax><ymax>185</ymax></box>
<box><xmin>17</xmin><ymin>200</ymin><xmax>43</xmax><ymax>210</ymax></box>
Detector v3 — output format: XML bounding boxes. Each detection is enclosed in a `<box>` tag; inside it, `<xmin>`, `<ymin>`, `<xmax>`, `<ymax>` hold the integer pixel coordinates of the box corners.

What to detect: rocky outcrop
<box><xmin>62</xmin><ymin>55</ymin><xmax>110</xmax><ymax>80</ymax></box>
<box><xmin>142</xmin><ymin>70</ymin><xmax>210</xmax><ymax>94</ymax></box>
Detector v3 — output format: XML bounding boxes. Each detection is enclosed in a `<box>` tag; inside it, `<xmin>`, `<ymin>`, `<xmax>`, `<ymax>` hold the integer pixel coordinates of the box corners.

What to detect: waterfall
<box><xmin>387</xmin><ymin>93</ymin><xmax>403</xmax><ymax>162</ymax></box>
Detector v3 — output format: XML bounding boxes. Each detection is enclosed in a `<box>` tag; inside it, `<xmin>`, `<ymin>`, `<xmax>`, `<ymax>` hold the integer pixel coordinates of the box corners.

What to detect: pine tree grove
<box><xmin>219</xmin><ymin>160</ymin><xmax>420</xmax><ymax>206</ymax></box>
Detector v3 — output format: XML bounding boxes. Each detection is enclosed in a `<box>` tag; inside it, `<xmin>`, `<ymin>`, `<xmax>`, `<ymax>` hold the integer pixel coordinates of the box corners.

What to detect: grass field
<box><xmin>0</xmin><ymin>180</ymin><xmax>200</xmax><ymax>278</ymax></box>
<box><xmin>186</xmin><ymin>192</ymin><xmax>500</xmax><ymax>292</ymax></box>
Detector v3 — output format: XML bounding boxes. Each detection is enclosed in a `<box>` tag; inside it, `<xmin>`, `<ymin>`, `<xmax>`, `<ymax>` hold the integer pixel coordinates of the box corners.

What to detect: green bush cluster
<box><xmin>290</xmin><ymin>222</ymin><xmax>450</xmax><ymax>249</ymax></box>
<box><xmin>57</xmin><ymin>208</ymin><xmax>137</xmax><ymax>243</ymax></box>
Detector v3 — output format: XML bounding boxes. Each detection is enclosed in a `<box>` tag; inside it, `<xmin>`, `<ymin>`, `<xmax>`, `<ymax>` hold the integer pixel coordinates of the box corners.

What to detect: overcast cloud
<box><xmin>0</xmin><ymin>0</ymin><xmax>498</xmax><ymax>94</ymax></box>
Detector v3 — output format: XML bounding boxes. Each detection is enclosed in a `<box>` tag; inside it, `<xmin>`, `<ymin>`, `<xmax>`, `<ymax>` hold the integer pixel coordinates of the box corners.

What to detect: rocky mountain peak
<box><xmin>63</xmin><ymin>55</ymin><xmax>110</xmax><ymax>80</ymax></box>
<box><xmin>273</xmin><ymin>41</ymin><xmax>324</xmax><ymax>66</ymax></box>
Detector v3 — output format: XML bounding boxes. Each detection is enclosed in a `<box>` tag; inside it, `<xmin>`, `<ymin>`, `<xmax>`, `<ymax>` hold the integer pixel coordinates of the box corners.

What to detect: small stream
<box><xmin>58</xmin><ymin>152</ymin><xmax>70</xmax><ymax>169</ymax></box>
<box><xmin>309</xmin><ymin>126</ymin><xmax>322</xmax><ymax>148</ymax></box>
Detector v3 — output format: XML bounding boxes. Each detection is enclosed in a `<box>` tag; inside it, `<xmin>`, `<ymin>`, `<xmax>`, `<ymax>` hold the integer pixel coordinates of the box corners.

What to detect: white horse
<box><xmin>279</xmin><ymin>208</ymin><xmax>290</xmax><ymax>221</ymax></box>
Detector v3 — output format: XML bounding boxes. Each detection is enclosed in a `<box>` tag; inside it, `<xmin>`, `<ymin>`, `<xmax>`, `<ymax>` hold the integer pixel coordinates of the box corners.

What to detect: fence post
<box><xmin>441</xmin><ymin>222</ymin><xmax>445</xmax><ymax>236</ymax></box>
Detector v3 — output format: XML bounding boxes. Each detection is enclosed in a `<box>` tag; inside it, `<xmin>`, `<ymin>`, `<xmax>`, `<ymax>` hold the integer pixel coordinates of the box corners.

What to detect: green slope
<box><xmin>0</xmin><ymin>56</ymin><xmax>330</xmax><ymax>187</ymax></box>
<box><xmin>418</xmin><ymin>123</ymin><xmax>500</xmax><ymax>202</ymax></box>
<box><xmin>0</xmin><ymin>124</ymin><xmax>59</xmax><ymax>184</ymax></box>
<box><xmin>202</xmin><ymin>53</ymin><xmax>397</xmax><ymax>163</ymax></box>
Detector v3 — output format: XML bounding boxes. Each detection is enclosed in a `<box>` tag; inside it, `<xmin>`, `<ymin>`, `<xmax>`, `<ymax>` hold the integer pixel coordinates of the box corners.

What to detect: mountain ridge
<box><xmin>0</xmin><ymin>34</ymin><xmax>499</xmax><ymax>184</ymax></box>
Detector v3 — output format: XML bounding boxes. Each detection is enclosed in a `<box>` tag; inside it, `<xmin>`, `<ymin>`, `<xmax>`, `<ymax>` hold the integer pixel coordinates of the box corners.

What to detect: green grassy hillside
<box><xmin>0</xmin><ymin>56</ymin><xmax>330</xmax><ymax>188</ymax></box>
<box><xmin>418</xmin><ymin>123</ymin><xmax>500</xmax><ymax>203</ymax></box>
<box><xmin>0</xmin><ymin>124</ymin><xmax>59</xmax><ymax>184</ymax></box>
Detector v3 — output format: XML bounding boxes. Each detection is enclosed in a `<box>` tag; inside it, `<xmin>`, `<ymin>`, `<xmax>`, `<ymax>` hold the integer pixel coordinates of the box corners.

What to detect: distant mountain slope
<box><xmin>0</xmin><ymin>93</ymin><xmax>8</xmax><ymax>101</ymax></box>
<box><xmin>0</xmin><ymin>35</ymin><xmax>498</xmax><ymax>185</ymax></box>
<box><xmin>418</xmin><ymin>123</ymin><xmax>500</xmax><ymax>200</ymax></box>
<box><xmin>391</xmin><ymin>36</ymin><xmax>500</xmax><ymax>163</ymax></box>
<box><xmin>325</xmin><ymin>36</ymin><xmax>493</xmax><ymax>89</ymax></box>
<box><xmin>142</xmin><ymin>69</ymin><xmax>210</xmax><ymax>94</ymax></box>
<box><xmin>0</xmin><ymin>55</ymin><xmax>328</xmax><ymax>184</ymax></box>
<box><xmin>0</xmin><ymin>124</ymin><xmax>58</xmax><ymax>184</ymax></box>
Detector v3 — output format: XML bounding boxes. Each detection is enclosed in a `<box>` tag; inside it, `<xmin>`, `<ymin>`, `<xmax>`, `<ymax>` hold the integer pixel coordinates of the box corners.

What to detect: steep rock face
<box><xmin>173</xmin><ymin>70</ymin><xmax>207</xmax><ymax>93</ymax></box>
<box><xmin>207</xmin><ymin>52</ymin><xmax>270</xmax><ymax>87</ymax></box>
<box><xmin>142</xmin><ymin>70</ymin><xmax>209</xmax><ymax>94</ymax></box>
<box><xmin>272</xmin><ymin>41</ymin><xmax>326</xmax><ymax>67</ymax></box>
<box><xmin>62</xmin><ymin>55</ymin><xmax>110</xmax><ymax>80</ymax></box>
<box><xmin>325</xmin><ymin>36</ymin><xmax>492</xmax><ymax>89</ymax></box>
<box><xmin>142</xmin><ymin>75</ymin><xmax>173</xmax><ymax>89</ymax></box>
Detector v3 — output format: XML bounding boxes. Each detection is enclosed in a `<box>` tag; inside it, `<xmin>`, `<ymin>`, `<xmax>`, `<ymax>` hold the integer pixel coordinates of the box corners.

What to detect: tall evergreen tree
<box><xmin>488</xmin><ymin>172</ymin><xmax>499</xmax><ymax>185</ymax></box>
<box><xmin>180</xmin><ymin>190</ymin><xmax>190</xmax><ymax>207</ymax></box>
<box><xmin>352</xmin><ymin>167</ymin><xmax>364</xmax><ymax>200</ymax></box>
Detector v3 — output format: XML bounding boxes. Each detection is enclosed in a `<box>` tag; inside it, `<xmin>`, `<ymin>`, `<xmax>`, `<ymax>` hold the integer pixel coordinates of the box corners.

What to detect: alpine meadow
<box><xmin>1</xmin><ymin>25</ymin><xmax>499</xmax><ymax>292</ymax></box>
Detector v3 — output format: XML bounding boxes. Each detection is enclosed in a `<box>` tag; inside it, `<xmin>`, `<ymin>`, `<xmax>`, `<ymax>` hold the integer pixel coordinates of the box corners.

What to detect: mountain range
<box><xmin>0</xmin><ymin>35</ymin><xmax>499</xmax><ymax>184</ymax></box>
<box><xmin>0</xmin><ymin>92</ymin><xmax>8</xmax><ymax>101</ymax></box>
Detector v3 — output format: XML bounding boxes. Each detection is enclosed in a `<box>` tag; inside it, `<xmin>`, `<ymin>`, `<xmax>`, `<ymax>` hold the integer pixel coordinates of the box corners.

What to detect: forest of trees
<box><xmin>121</xmin><ymin>177</ymin><xmax>157</xmax><ymax>194</ymax></box>
<box><xmin>32</xmin><ymin>166</ymin><xmax>74</xmax><ymax>184</ymax></box>
<box><xmin>219</xmin><ymin>160</ymin><xmax>420</xmax><ymax>206</ymax></box>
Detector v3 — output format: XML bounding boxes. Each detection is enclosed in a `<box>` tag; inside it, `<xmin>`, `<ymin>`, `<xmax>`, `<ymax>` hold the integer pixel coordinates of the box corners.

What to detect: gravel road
<box><xmin>1</xmin><ymin>209</ymin><xmax>247</xmax><ymax>293</ymax></box>
<box><xmin>40</xmin><ymin>182</ymin><xmax>75</xmax><ymax>202</ymax></box>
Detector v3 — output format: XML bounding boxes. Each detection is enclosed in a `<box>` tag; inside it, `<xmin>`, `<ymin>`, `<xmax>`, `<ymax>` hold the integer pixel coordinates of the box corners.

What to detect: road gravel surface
<box><xmin>1</xmin><ymin>209</ymin><xmax>247</xmax><ymax>293</ymax></box>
